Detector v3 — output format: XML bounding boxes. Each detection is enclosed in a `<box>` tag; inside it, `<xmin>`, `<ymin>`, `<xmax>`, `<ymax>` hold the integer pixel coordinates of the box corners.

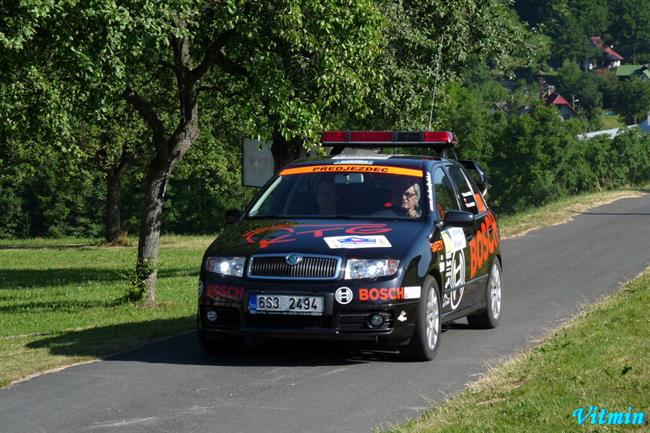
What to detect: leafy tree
<box><xmin>361</xmin><ymin>0</ymin><xmax>532</xmax><ymax>131</ymax></box>
<box><xmin>612</xmin><ymin>78</ymin><xmax>650</xmax><ymax>124</ymax></box>
<box><xmin>608</xmin><ymin>0</ymin><xmax>650</xmax><ymax>62</ymax></box>
<box><xmin>4</xmin><ymin>1</ymin><xmax>386</xmax><ymax>303</ymax></box>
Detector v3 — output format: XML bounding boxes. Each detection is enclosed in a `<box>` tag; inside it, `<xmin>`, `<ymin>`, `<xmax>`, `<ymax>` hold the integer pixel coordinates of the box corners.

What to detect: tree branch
<box><xmin>191</xmin><ymin>29</ymin><xmax>246</xmax><ymax>82</ymax></box>
<box><xmin>124</xmin><ymin>88</ymin><xmax>167</xmax><ymax>152</ymax></box>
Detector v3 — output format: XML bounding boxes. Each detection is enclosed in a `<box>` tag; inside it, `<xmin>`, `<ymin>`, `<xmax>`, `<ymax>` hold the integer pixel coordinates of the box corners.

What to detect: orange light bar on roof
<box><xmin>279</xmin><ymin>164</ymin><xmax>423</xmax><ymax>177</ymax></box>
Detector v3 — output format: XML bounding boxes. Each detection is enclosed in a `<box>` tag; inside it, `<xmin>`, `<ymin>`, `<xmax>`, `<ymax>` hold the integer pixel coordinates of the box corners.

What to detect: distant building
<box><xmin>544</xmin><ymin>92</ymin><xmax>577</xmax><ymax>120</ymax></box>
<box><xmin>585</xmin><ymin>36</ymin><xmax>624</xmax><ymax>70</ymax></box>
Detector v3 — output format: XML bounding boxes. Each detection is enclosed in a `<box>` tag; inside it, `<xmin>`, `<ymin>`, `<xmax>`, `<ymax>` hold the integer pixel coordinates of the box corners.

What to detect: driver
<box><xmin>315</xmin><ymin>179</ymin><xmax>337</xmax><ymax>215</ymax></box>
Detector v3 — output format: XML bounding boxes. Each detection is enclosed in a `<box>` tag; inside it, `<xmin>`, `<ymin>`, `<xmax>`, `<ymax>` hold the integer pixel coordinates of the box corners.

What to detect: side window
<box><xmin>432</xmin><ymin>167</ymin><xmax>459</xmax><ymax>220</ymax></box>
<box><xmin>447</xmin><ymin>165</ymin><xmax>483</xmax><ymax>214</ymax></box>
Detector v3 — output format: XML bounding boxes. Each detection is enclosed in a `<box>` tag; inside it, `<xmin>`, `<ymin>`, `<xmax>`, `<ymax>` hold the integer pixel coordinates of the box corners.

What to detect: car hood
<box><xmin>207</xmin><ymin>218</ymin><xmax>428</xmax><ymax>259</ymax></box>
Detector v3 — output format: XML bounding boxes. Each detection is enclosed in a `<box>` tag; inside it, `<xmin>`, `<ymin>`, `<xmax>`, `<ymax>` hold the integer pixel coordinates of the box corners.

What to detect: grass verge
<box><xmin>0</xmin><ymin>236</ymin><xmax>213</xmax><ymax>387</ymax></box>
<box><xmin>386</xmin><ymin>268</ymin><xmax>650</xmax><ymax>433</ymax></box>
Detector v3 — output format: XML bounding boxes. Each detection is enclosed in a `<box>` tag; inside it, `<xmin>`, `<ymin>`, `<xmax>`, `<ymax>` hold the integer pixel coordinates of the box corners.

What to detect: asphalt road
<box><xmin>2</xmin><ymin>195</ymin><xmax>650</xmax><ymax>433</ymax></box>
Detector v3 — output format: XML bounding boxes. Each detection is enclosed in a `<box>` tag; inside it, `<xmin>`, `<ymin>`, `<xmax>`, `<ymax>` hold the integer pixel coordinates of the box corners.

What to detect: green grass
<box><xmin>600</xmin><ymin>113</ymin><xmax>625</xmax><ymax>129</ymax></box>
<box><xmin>0</xmin><ymin>236</ymin><xmax>213</xmax><ymax>387</ymax></box>
<box><xmin>386</xmin><ymin>268</ymin><xmax>650</xmax><ymax>433</ymax></box>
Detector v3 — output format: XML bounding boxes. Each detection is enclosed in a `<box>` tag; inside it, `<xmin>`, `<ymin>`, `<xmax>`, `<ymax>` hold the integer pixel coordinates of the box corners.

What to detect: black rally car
<box><xmin>198</xmin><ymin>131</ymin><xmax>502</xmax><ymax>361</ymax></box>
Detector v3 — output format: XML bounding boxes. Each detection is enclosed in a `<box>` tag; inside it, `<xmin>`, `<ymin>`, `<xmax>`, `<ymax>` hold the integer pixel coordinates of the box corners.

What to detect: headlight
<box><xmin>345</xmin><ymin>259</ymin><xmax>399</xmax><ymax>280</ymax></box>
<box><xmin>205</xmin><ymin>256</ymin><xmax>246</xmax><ymax>277</ymax></box>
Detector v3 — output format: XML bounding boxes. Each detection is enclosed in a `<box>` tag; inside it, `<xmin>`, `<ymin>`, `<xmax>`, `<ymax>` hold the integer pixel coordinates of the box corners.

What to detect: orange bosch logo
<box><xmin>359</xmin><ymin>287</ymin><xmax>404</xmax><ymax>301</ymax></box>
<box><xmin>279</xmin><ymin>165</ymin><xmax>423</xmax><ymax>177</ymax></box>
<box><xmin>469</xmin><ymin>210</ymin><xmax>499</xmax><ymax>278</ymax></box>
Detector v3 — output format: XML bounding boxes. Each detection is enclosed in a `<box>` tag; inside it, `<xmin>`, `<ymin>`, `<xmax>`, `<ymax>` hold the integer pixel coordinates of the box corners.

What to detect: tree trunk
<box><xmin>271</xmin><ymin>131</ymin><xmax>306</xmax><ymax>172</ymax></box>
<box><xmin>105</xmin><ymin>170</ymin><xmax>123</xmax><ymax>243</ymax></box>
<box><xmin>125</xmin><ymin>26</ymin><xmax>242</xmax><ymax>304</ymax></box>
<box><xmin>136</xmin><ymin>155</ymin><xmax>170</xmax><ymax>305</ymax></box>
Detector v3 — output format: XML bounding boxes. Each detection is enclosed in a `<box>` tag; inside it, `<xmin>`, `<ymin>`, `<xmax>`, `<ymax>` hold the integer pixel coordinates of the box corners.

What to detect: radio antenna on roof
<box><xmin>428</xmin><ymin>34</ymin><xmax>445</xmax><ymax>130</ymax></box>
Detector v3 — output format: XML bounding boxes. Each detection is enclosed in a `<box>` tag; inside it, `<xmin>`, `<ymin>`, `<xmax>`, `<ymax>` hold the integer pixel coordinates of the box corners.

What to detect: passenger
<box><xmin>375</xmin><ymin>179</ymin><xmax>422</xmax><ymax>218</ymax></box>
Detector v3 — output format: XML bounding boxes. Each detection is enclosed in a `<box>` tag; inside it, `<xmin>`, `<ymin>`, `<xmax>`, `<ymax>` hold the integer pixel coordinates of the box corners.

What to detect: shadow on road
<box><xmin>25</xmin><ymin>317</ymin><xmax>458</xmax><ymax>368</ymax></box>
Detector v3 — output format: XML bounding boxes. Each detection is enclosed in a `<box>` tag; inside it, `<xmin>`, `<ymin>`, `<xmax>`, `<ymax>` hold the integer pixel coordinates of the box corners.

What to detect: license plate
<box><xmin>248</xmin><ymin>295</ymin><xmax>324</xmax><ymax>315</ymax></box>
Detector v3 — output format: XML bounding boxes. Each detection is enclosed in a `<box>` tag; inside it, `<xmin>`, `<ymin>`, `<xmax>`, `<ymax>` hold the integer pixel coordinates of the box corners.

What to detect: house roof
<box><xmin>603</xmin><ymin>46</ymin><xmax>624</xmax><ymax>61</ymax></box>
<box><xmin>545</xmin><ymin>92</ymin><xmax>577</xmax><ymax>114</ymax></box>
<box><xmin>590</xmin><ymin>36</ymin><xmax>624</xmax><ymax>61</ymax></box>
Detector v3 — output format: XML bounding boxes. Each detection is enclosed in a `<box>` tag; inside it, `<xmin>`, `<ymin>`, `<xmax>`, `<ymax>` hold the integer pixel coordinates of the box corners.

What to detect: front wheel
<box><xmin>401</xmin><ymin>277</ymin><xmax>441</xmax><ymax>361</ymax></box>
<box><xmin>467</xmin><ymin>260</ymin><xmax>502</xmax><ymax>329</ymax></box>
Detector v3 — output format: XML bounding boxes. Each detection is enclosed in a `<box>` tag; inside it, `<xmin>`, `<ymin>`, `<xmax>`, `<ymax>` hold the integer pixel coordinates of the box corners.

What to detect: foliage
<box><xmin>3</xmin><ymin>0</ymin><xmax>650</xmax><ymax>240</ymax></box>
<box><xmin>555</xmin><ymin>60</ymin><xmax>603</xmax><ymax>120</ymax></box>
<box><xmin>359</xmin><ymin>0</ymin><xmax>532</xmax><ymax>131</ymax></box>
<box><xmin>514</xmin><ymin>0</ymin><xmax>650</xmax><ymax>65</ymax></box>
<box><xmin>611</xmin><ymin>78</ymin><xmax>650</xmax><ymax>124</ymax></box>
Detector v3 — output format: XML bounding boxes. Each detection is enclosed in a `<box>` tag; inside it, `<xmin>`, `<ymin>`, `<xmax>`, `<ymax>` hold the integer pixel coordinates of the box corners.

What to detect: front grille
<box><xmin>200</xmin><ymin>306</ymin><xmax>240</xmax><ymax>329</ymax></box>
<box><xmin>244</xmin><ymin>314</ymin><xmax>333</xmax><ymax>329</ymax></box>
<box><xmin>248</xmin><ymin>254</ymin><xmax>341</xmax><ymax>280</ymax></box>
<box><xmin>336</xmin><ymin>311</ymin><xmax>394</xmax><ymax>332</ymax></box>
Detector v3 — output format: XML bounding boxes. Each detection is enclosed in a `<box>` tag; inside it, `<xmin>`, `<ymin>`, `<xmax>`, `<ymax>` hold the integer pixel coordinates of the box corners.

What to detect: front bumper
<box><xmin>197</xmin><ymin>276</ymin><xmax>420</xmax><ymax>344</ymax></box>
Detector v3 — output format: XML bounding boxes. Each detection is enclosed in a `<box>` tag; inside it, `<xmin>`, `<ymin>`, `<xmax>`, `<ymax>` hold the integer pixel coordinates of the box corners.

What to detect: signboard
<box><xmin>243</xmin><ymin>138</ymin><xmax>274</xmax><ymax>187</ymax></box>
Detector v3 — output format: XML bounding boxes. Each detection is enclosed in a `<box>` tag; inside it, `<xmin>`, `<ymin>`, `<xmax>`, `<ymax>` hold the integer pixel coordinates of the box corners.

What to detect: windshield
<box><xmin>247</xmin><ymin>165</ymin><xmax>426</xmax><ymax>220</ymax></box>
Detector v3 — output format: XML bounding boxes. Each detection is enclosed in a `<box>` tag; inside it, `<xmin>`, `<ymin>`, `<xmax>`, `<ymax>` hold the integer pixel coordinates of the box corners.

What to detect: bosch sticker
<box><xmin>359</xmin><ymin>287</ymin><xmax>404</xmax><ymax>301</ymax></box>
<box><xmin>206</xmin><ymin>284</ymin><xmax>244</xmax><ymax>302</ymax></box>
<box><xmin>469</xmin><ymin>210</ymin><xmax>499</xmax><ymax>278</ymax></box>
<box><xmin>335</xmin><ymin>287</ymin><xmax>354</xmax><ymax>304</ymax></box>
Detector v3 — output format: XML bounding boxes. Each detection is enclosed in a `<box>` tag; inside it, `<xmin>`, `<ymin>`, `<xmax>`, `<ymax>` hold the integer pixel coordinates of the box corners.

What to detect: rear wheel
<box><xmin>401</xmin><ymin>277</ymin><xmax>441</xmax><ymax>361</ymax></box>
<box><xmin>198</xmin><ymin>329</ymin><xmax>244</xmax><ymax>354</ymax></box>
<box><xmin>467</xmin><ymin>260</ymin><xmax>502</xmax><ymax>329</ymax></box>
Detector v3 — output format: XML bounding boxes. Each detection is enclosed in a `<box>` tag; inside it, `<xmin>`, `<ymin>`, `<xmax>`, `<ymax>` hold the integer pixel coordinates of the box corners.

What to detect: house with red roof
<box><xmin>585</xmin><ymin>36</ymin><xmax>624</xmax><ymax>70</ymax></box>
<box><xmin>544</xmin><ymin>92</ymin><xmax>577</xmax><ymax>120</ymax></box>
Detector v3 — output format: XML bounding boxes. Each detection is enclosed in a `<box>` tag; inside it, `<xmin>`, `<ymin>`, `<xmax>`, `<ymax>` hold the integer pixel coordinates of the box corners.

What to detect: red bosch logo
<box><xmin>205</xmin><ymin>284</ymin><xmax>244</xmax><ymax>302</ymax></box>
<box><xmin>359</xmin><ymin>287</ymin><xmax>404</xmax><ymax>301</ymax></box>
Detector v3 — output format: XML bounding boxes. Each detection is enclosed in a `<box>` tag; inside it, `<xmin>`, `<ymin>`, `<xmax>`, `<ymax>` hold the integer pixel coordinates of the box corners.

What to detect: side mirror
<box><xmin>444</xmin><ymin>210</ymin><xmax>475</xmax><ymax>227</ymax></box>
<box><xmin>224</xmin><ymin>208</ymin><xmax>242</xmax><ymax>224</ymax></box>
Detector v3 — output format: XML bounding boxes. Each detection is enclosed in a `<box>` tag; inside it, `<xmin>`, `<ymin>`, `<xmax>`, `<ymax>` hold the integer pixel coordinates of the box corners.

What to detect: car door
<box><xmin>445</xmin><ymin>164</ymin><xmax>491</xmax><ymax>308</ymax></box>
<box><xmin>431</xmin><ymin>166</ymin><xmax>472</xmax><ymax>315</ymax></box>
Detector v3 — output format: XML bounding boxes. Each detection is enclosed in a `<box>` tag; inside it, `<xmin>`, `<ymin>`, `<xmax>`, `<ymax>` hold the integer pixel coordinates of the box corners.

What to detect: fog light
<box><xmin>368</xmin><ymin>313</ymin><xmax>384</xmax><ymax>328</ymax></box>
<box><xmin>206</xmin><ymin>310</ymin><xmax>218</xmax><ymax>322</ymax></box>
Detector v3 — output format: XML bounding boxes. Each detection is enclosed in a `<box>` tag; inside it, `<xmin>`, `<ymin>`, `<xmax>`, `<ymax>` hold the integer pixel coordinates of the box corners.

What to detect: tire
<box><xmin>198</xmin><ymin>329</ymin><xmax>244</xmax><ymax>354</ymax></box>
<box><xmin>400</xmin><ymin>276</ymin><xmax>441</xmax><ymax>361</ymax></box>
<box><xmin>467</xmin><ymin>260</ymin><xmax>502</xmax><ymax>329</ymax></box>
